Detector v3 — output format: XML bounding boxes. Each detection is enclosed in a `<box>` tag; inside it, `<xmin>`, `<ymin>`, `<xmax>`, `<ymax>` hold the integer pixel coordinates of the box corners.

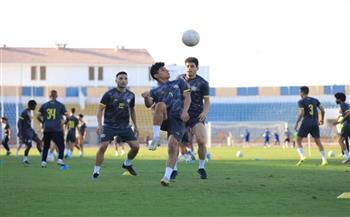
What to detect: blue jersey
<box><xmin>150</xmin><ymin>79</ymin><xmax>191</xmax><ymax>118</ymax></box>
<box><xmin>66</xmin><ymin>115</ymin><xmax>79</xmax><ymax>134</ymax></box>
<box><xmin>179</xmin><ymin>74</ymin><xmax>209</xmax><ymax>118</ymax></box>
<box><xmin>18</xmin><ymin>109</ymin><xmax>33</xmax><ymax>136</ymax></box>
<box><xmin>340</xmin><ymin>102</ymin><xmax>350</xmax><ymax>126</ymax></box>
<box><xmin>100</xmin><ymin>88</ymin><xmax>135</xmax><ymax>129</ymax></box>
<box><xmin>274</xmin><ymin>132</ymin><xmax>280</xmax><ymax>141</ymax></box>
<box><xmin>298</xmin><ymin>97</ymin><xmax>320</xmax><ymax>126</ymax></box>
<box><xmin>39</xmin><ymin>100</ymin><xmax>67</xmax><ymax>132</ymax></box>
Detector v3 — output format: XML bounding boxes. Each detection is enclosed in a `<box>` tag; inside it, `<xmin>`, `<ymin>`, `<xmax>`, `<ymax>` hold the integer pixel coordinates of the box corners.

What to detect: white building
<box><xmin>1</xmin><ymin>46</ymin><xmax>155</xmax><ymax>88</ymax></box>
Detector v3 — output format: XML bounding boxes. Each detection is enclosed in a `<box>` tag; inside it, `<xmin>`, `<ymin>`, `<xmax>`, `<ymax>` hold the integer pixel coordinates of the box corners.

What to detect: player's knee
<box><xmin>154</xmin><ymin>102</ymin><xmax>166</xmax><ymax>112</ymax></box>
<box><xmin>99</xmin><ymin>143</ymin><xmax>109</xmax><ymax>152</ymax></box>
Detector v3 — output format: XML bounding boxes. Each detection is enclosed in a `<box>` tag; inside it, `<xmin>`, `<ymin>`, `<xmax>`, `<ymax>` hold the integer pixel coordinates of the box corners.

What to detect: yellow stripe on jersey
<box><xmin>99</xmin><ymin>103</ymin><xmax>106</xmax><ymax>107</ymax></box>
<box><xmin>203</xmin><ymin>95</ymin><xmax>210</xmax><ymax>98</ymax></box>
<box><xmin>19</xmin><ymin>117</ymin><xmax>24</xmax><ymax>120</ymax></box>
<box><xmin>345</xmin><ymin>109</ymin><xmax>350</xmax><ymax>113</ymax></box>
<box><xmin>184</xmin><ymin>89</ymin><xmax>191</xmax><ymax>93</ymax></box>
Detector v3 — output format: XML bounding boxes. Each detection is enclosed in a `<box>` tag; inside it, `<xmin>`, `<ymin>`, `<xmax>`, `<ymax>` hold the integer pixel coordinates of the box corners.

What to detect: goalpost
<box><xmin>207</xmin><ymin>121</ymin><xmax>288</xmax><ymax>147</ymax></box>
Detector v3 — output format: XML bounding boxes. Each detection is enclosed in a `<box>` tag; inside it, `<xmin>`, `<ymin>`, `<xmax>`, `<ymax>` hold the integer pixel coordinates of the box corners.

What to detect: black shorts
<box><xmin>284</xmin><ymin>138</ymin><xmax>290</xmax><ymax>143</ymax></box>
<box><xmin>186</xmin><ymin>116</ymin><xmax>205</xmax><ymax>128</ymax></box>
<box><xmin>66</xmin><ymin>132</ymin><xmax>77</xmax><ymax>143</ymax></box>
<box><xmin>100</xmin><ymin>127</ymin><xmax>137</xmax><ymax>143</ymax></box>
<box><xmin>160</xmin><ymin>115</ymin><xmax>186</xmax><ymax>142</ymax></box>
<box><xmin>341</xmin><ymin>124</ymin><xmax>350</xmax><ymax>138</ymax></box>
<box><xmin>43</xmin><ymin>131</ymin><xmax>64</xmax><ymax>147</ymax></box>
<box><xmin>20</xmin><ymin>130</ymin><xmax>40</xmax><ymax>146</ymax></box>
<box><xmin>298</xmin><ymin>124</ymin><xmax>320</xmax><ymax>138</ymax></box>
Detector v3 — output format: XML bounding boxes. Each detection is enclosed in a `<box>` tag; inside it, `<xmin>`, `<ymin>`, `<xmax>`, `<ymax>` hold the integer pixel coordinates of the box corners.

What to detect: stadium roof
<box><xmin>0</xmin><ymin>47</ymin><xmax>154</xmax><ymax>65</ymax></box>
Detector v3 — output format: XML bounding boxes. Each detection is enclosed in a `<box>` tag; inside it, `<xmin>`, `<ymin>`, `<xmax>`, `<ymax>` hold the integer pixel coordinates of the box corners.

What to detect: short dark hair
<box><xmin>185</xmin><ymin>57</ymin><xmax>199</xmax><ymax>67</ymax></box>
<box><xmin>150</xmin><ymin>62</ymin><xmax>165</xmax><ymax>80</ymax></box>
<box><xmin>116</xmin><ymin>71</ymin><xmax>127</xmax><ymax>78</ymax></box>
<box><xmin>78</xmin><ymin>113</ymin><xmax>84</xmax><ymax>118</ymax></box>
<box><xmin>300</xmin><ymin>86</ymin><xmax>309</xmax><ymax>95</ymax></box>
<box><xmin>71</xmin><ymin>108</ymin><xmax>76</xmax><ymax>114</ymax></box>
<box><xmin>1</xmin><ymin>116</ymin><xmax>7</xmax><ymax>121</ymax></box>
<box><xmin>334</xmin><ymin>92</ymin><xmax>346</xmax><ymax>102</ymax></box>
<box><xmin>28</xmin><ymin>100</ymin><xmax>37</xmax><ymax>109</ymax></box>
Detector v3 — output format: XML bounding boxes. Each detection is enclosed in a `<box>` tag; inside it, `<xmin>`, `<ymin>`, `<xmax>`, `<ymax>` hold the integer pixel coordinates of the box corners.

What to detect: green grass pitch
<box><xmin>0</xmin><ymin>146</ymin><xmax>349</xmax><ymax>217</ymax></box>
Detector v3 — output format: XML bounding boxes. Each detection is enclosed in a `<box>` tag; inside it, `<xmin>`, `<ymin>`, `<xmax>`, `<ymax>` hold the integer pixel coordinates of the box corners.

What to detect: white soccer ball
<box><xmin>182</xmin><ymin>29</ymin><xmax>200</xmax><ymax>47</ymax></box>
<box><xmin>327</xmin><ymin>151</ymin><xmax>335</xmax><ymax>158</ymax></box>
<box><xmin>236</xmin><ymin>151</ymin><xmax>244</xmax><ymax>158</ymax></box>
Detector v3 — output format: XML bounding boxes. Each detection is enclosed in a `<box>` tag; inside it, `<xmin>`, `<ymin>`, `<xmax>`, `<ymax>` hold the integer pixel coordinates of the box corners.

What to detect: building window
<box><xmin>40</xmin><ymin>66</ymin><xmax>46</xmax><ymax>80</ymax></box>
<box><xmin>22</xmin><ymin>86</ymin><xmax>44</xmax><ymax>96</ymax></box>
<box><xmin>31</xmin><ymin>66</ymin><xmax>37</xmax><ymax>80</ymax></box>
<box><xmin>89</xmin><ymin>67</ymin><xmax>95</xmax><ymax>80</ymax></box>
<box><xmin>98</xmin><ymin>67</ymin><xmax>103</xmax><ymax>80</ymax></box>
<box><xmin>237</xmin><ymin>87</ymin><xmax>247</xmax><ymax>96</ymax></box>
<box><xmin>66</xmin><ymin>87</ymin><xmax>79</xmax><ymax>97</ymax></box>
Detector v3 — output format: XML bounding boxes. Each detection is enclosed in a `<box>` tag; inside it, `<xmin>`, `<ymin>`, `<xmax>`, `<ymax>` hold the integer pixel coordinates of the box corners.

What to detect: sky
<box><xmin>1</xmin><ymin>0</ymin><xmax>349</xmax><ymax>87</ymax></box>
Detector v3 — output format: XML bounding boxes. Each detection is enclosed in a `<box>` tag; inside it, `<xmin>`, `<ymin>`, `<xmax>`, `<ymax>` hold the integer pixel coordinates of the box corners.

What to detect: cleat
<box><xmin>341</xmin><ymin>158</ymin><xmax>350</xmax><ymax>164</ymax></box>
<box><xmin>122</xmin><ymin>164</ymin><xmax>137</xmax><ymax>176</ymax></box>
<box><xmin>60</xmin><ymin>164</ymin><xmax>70</xmax><ymax>170</ymax></box>
<box><xmin>57</xmin><ymin>159</ymin><xmax>65</xmax><ymax>166</ymax></box>
<box><xmin>22</xmin><ymin>160</ymin><xmax>30</xmax><ymax>165</ymax></box>
<box><xmin>41</xmin><ymin>161</ymin><xmax>47</xmax><ymax>168</ymax></box>
<box><xmin>6</xmin><ymin>151</ymin><xmax>11</xmax><ymax>156</ymax></box>
<box><xmin>321</xmin><ymin>160</ymin><xmax>328</xmax><ymax>166</ymax></box>
<box><xmin>92</xmin><ymin>173</ymin><xmax>99</xmax><ymax>179</ymax></box>
<box><xmin>160</xmin><ymin>177</ymin><xmax>170</xmax><ymax>186</ymax></box>
<box><xmin>296</xmin><ymin>157</ymin><xmax>306</xmax><ymax>166</ymax></box>
<box><xmin>197</xmin><ymin>168</ymin><xmax>208</xmax><ymax>179</ymax></box>
<box><xmin>148</xmin><ymin>137</ymin><xmax>160</xmax><ymax>151</ymax></box>
<box><xmin>170</xmin><ymin>170</ymin><xmax>178</xmax><ymax>180</ymax></box>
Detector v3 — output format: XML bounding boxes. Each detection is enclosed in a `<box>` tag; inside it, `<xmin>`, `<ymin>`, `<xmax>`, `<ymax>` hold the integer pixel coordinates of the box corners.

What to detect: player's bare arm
<box><xmin>96</xmin><ymin>104</ymin><xmax>105</xmax><ymax>134</ymax></box>
<box><xmin>198</xmin><ymin>96</ymin><xmax>210</xmax><ymax>122</ymax></box>
<box><xmin>181</xmin><ymin>91</ymin><xmax>191</xmax><ymax>122</ymax></box>
<box><xmin>295</xmin><ymin>108</ymin><xmax>304</xmax><ymax>131</ymax></box>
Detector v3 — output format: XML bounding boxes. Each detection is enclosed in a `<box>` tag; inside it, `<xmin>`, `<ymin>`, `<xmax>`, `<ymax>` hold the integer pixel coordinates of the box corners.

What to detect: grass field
<box><xmin>0</xmin><ymin>146</ymin><xmax>349</xmax><ymax>217</ymax></box>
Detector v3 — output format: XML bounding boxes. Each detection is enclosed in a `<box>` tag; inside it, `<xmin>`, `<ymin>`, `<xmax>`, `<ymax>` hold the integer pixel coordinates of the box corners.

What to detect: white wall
<box><xmin>1</xmin><ymin>63</ymin><xmax>154</xmax><ymax>87</ymax></box>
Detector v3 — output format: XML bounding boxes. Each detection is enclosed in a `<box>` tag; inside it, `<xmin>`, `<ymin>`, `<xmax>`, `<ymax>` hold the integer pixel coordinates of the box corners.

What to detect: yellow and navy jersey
<box><xmin>66</xmin><ymin>115</ymin><xmax>79</xmax><ymax>133</ymax></box>
<box><xmin>179</xmin><ymin>74</ymin><xmax>209</xmax><ymax>118</ymax></box>
<box><xmin>100</xmin><ymin>88</ymin><xmax>135</xmax><ymax>129</ymax></box>
<box><xmin>150</xmin><ymin>79</ymin><xmax>191</xmax><ymax>118</ymax></box>
<box><xmin>298</xmin><ymin>97</ymin><xmax>320</xmax><ymax>126</ymax></box>
<box><xmin>38</xmin><ymin>100</ymin><xmax>67</xmax><ymax>132</ymax></box>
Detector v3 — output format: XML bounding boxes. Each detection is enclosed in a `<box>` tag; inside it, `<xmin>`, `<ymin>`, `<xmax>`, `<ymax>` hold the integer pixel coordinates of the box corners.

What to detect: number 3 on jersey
<box><xmin>308</xmin><ymin>104</ymin><xmax>314</xmax><ymax>116</ymax></box>
<box><xmin>47</xmin><ymin>108</ymin><xmax>56</xmax><ymax>120</ymax></box>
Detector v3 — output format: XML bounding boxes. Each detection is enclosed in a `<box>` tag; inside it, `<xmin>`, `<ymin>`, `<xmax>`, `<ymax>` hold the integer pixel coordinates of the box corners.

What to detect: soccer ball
<box><xmin>236</xmin><ymin>151</ymin><xmax>244</xmax><ymax>158</ymax></box>
<box><xmin>182</xmin><ymin>29</ymin><xmax>200</xmax><ymax>47</ymax></box>
<box><xmin>327</xmin><ymin>151</ymin><xmax>335</xmax><ymax>158</ymax></box>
